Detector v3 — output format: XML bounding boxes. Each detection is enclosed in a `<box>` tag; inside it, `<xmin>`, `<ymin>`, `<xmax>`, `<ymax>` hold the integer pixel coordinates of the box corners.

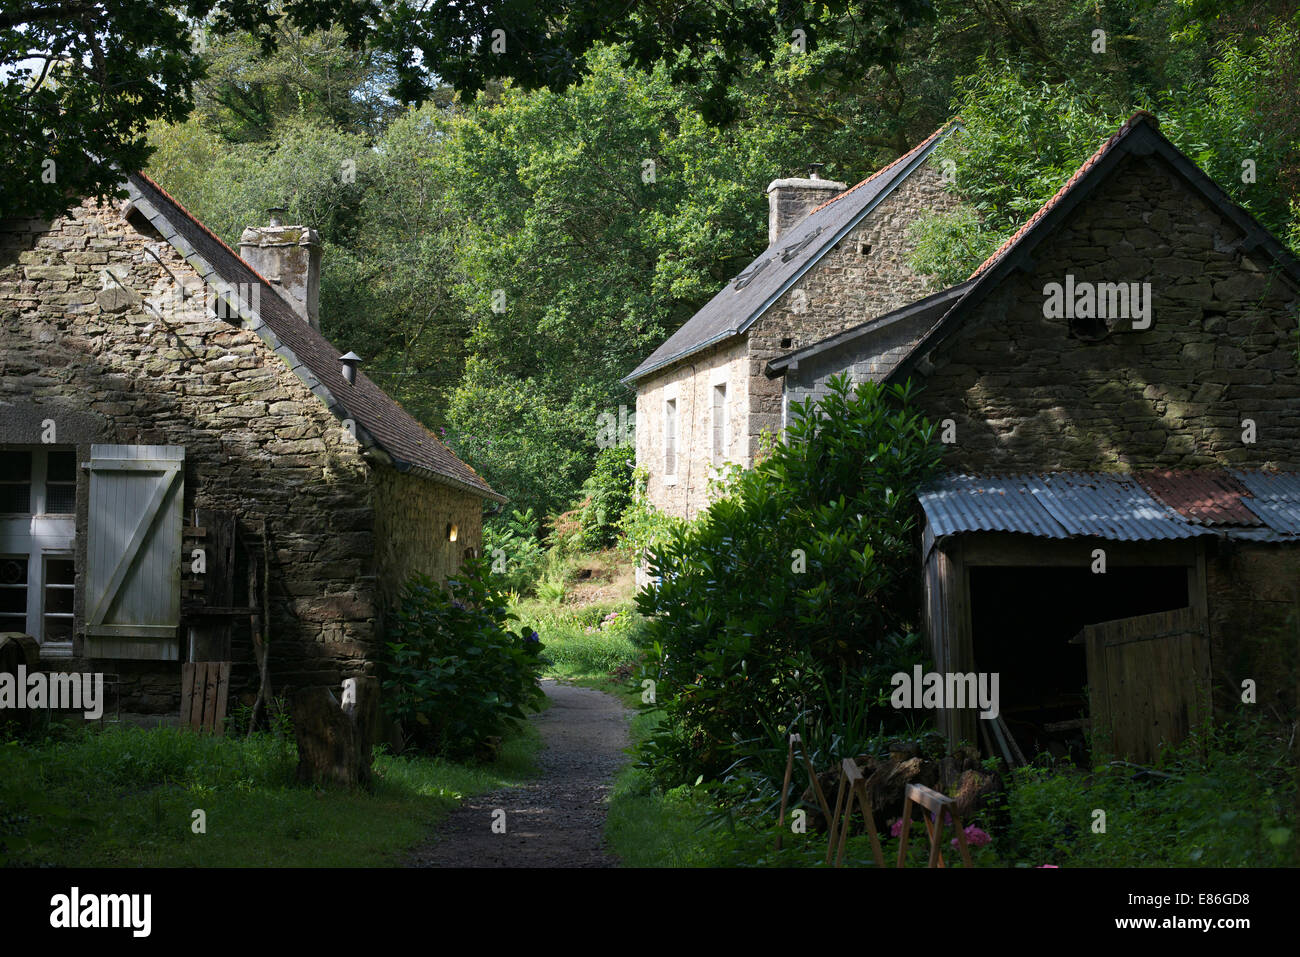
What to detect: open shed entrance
<box><xmin>968</xmin><ymin>564</ymin><xmax>1189</xmax><ymax>764</ymax></box>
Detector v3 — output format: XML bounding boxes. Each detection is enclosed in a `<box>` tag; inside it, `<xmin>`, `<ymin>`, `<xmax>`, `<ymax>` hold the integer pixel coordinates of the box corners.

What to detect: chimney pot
<box><xmin>239</xmin><ymin>216</ymin><xmax>321</xmax><ymax>329</ymax></box>
<box><xmin>339</xmin><ymin>350</ymin><xmax>361</xmax><ymax>385</ymax></box>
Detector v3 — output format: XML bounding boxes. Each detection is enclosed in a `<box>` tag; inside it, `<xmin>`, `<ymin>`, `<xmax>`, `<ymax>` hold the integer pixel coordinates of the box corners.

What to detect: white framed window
<box><xmin>711</xmin><ymin>382</ymin><xmax>728</xmax><ymax>466</ymax></box>
<box><xmin>664</xmin><ymin>397</ymin><xmax>678</xmax><ymax>479</ymax></box>
<box><xmin>0</xmin><ymin>447</ymin><xmax>77</xmax><ymax>656</ymax></box>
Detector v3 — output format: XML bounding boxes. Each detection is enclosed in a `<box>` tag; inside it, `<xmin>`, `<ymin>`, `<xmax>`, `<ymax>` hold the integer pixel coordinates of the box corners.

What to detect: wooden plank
<box><xmin>904</xmin><ymin>783</ymin><xmax>951</xmax><ymax>816</ymax></box>
<box><xmin>201</xmin><ymin>661</ymin><xmax>220</xmax><ymax>731</ymax></box>
<box><xmin>180</xmin><ymin>662</ymin><xmax>195</xmax><ymax>727</ymax></box>
<box><xmin>212</xmin><ymin>662</ymin><xmax>230</xmax><ymax>736</ymax></box>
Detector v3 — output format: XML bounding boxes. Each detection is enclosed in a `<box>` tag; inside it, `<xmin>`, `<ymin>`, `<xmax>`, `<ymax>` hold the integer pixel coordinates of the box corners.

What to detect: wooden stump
<box><xmin>292</xmin><ymin>679</ymin><xmax>380</xmax><ymax>789</ymax></box>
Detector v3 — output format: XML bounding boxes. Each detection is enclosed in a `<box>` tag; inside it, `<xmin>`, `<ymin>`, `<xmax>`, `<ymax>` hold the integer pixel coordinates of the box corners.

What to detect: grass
<box><xmin>516</xmin><ymin>597</ymin><xmax>648</xmax><ymax>687</ymax></box>
<box><xmin>0</xmin><ymin>719</ymin><xmax>541</xmax><ymax>867</ymax></box>
<box><xmin>603</xmin><ymin>703</ymin><xmax>1299</xmax><ymax>867</ymax></box>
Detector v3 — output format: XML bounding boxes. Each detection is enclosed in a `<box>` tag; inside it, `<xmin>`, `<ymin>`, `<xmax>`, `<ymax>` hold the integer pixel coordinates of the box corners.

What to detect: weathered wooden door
<box><xmin>1077</xmin><ymin>607</ymin><xmax>1211</xmax><ymax>763</ymax></box>
<box><xmin>85</xmin><ymin>445</ymin><xmax>184</xmax><ymax>660</ymax></box>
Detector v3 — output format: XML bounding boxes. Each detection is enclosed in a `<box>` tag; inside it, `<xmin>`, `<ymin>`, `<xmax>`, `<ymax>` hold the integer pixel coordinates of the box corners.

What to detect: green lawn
<box><xmin>0</xmin><ymin>719</ymin><xmax>540</xmax><ymax>867</ymax></box>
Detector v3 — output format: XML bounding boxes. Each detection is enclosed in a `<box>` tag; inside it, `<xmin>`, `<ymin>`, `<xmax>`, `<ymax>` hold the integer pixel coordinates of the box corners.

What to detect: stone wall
<box><xmin>747</xmin><ymin>161</ymin><xmax>963</xmax><ymax>458</ymax></box>
<box><xmin>634</xmin><ymin>337</ymin><xmax>748</xmax><ymax>518</ymax></box>
<box><xmin>372</xmin><ymin>466</ymin><xmax>484</xmax><ymax>617</ymax></box>
<box><xmin>636</xmin><ymin>158</ymin><xmax>959</xmax><ymax>515</ymax></box>
<box><xmin>909</xmin><ymin>153</ymin><xmax>1300</xmax><ymax>471</ymax></box>
<box><xmin>783</xmin><ymin>307</ymin><xmax>939</xmax><ymax>408</ymax></box>
<box><xmin>1205</xmin><ymin>539</ymin><xmax>1300</xmax><ymax>715</ymax></box>
<box><xmin>0</xmin><ymin>197</ymin><xmax>447</xmax><ymax>711</ymax></box>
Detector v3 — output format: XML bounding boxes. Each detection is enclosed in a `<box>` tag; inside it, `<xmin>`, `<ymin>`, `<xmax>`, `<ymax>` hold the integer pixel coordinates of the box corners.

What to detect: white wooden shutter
<box><xmin>85</xmin><ymin>445</ymin><xmax>184</xmax><ymax>660</ymax></box>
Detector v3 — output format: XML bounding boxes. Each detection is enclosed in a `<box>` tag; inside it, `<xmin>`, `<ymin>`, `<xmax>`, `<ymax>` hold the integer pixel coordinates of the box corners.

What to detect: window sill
<box><xmin>39</xmin><ymin>642</ymin><xmax>74</xmax><ymax>659</ymax></box>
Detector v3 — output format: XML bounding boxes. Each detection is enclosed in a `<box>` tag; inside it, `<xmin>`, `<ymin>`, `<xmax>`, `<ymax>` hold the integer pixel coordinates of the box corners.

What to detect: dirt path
<box><xmin>408</xmin><ymin>679</ymin><xmax>631</xmax><ymax>868</ymax></box>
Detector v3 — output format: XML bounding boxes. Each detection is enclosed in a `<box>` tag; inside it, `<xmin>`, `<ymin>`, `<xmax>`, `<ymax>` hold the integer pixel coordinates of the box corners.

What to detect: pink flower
<box><xmin>889</xmin><ymin>818</ymin><xmax>904</xmax><ymax>838</ymax></box>
<box><xmin>952</xmin><ymin>824</ymin><xmax>991</xmax><ymax>848</ymax></box>
<box><xmin>1036</xmin><ymin>864</ymin><xmax>1060</xmax><ymax>868</ymax></box>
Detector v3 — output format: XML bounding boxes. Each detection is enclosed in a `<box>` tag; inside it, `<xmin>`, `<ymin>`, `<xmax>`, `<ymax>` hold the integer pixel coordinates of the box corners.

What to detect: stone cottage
<box><xmin>622</xmin><ymin>122</ymin><xmax>963</xmax><ymax>518</ymax></box>
<box><xmin>767</xmin><ymin>112</ymin><xmax>1300</xmax><ymax>761</ymax></box>
<box><xmin>0</xmin><ymin>173</ymin><xmax>504</xmax><ymax>714</ymax></box>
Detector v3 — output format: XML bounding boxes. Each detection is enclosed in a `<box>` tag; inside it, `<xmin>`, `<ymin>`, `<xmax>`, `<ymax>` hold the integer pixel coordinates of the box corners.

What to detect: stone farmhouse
<box><xmin>0</xmin><ymin>173</ymin><xmax>503</xmax><ymax>715</ymax></box>
<box><xmin>762</xmin><ymin>112</ymin><xmax>1300</xmax><ymax>761</ymax></box>
<box><xmin>622</xmin><ymin>122</ymin><xmax>963</xmax><ymax>518</ymax></box>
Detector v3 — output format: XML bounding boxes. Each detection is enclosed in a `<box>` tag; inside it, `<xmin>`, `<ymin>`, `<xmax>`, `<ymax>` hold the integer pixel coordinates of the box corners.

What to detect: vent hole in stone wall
<box><xmin>780</xmin><ymin>337</ymin><xmax>792</xmax><ymax>349</ymax></box>
<box><xmin>858</xmin><ymin>242</ymin><xmax>872</xmax><ymax>256</ymax></box>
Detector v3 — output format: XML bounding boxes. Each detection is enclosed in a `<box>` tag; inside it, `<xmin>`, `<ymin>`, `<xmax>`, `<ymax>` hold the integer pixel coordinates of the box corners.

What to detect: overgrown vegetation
<box><xmin>0</xmin><ymin>721</ymin><xmax>539</xmax><ymax>867</ymax></box>
<box><xmin>381</xmin><ymin>561</ymin><xmax>547</xmax><ymax>761</ymax></box>
<box><xmin>636</xmin><ymin>376</ymin><xmax>943</xmax><ymax>792</ymax></box>
<box><xmin>146</xmin><ymin>7</ymin><xmax>1300</xmax><ymax>516</ymax></box>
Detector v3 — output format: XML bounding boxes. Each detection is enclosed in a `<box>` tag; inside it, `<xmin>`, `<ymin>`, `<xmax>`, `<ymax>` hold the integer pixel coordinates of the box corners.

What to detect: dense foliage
<box><xmin>381</xmin><ymin>561</ymin><xmax>546</xmax><ymax>760</ymax></box>
<box><xmin>481</xmin><ymin>507</ymin><xmax>547</xmax><ymax>596</ymax></box>
<box><xmin>140</xmin><ymin>4</ymin><xmax>1300</xmax><ymax>516</ymax></box>
<box><xmin>909</xmin><ymin>36</ymin><xmax>1300</xmax><ymax>282</ymax></box>
<box><xmin>578</xmin><ymin>445</ymin><xmax>635</xmax><ymax>549</ymax></box>
<box><xmin>636</xmin><ymin>376</ymin><xmax>944</xmax><ymax>788</ymax></box>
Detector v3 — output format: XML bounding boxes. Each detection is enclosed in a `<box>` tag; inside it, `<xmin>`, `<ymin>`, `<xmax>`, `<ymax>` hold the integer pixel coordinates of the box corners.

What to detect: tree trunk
<box><xmin>291</xmin><ymin>682</ymin><xmax>377</xmax><ymax>789</ymax></box>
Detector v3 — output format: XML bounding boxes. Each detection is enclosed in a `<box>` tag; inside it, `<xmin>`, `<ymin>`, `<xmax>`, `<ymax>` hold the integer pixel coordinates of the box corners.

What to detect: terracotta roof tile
<box><xmin>968</xmin><ymin>111</ymin><xmax>1158</xmax><ymax>281</ymax></box>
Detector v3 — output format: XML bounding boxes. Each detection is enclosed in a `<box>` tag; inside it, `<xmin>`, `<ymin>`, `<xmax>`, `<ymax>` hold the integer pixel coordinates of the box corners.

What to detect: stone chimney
<box><xmin>239</xmin><ymin>208</ymin><xmax>321</xmax><ymax>329</ymax></box>
<box><xmin>766</xmin><ymin>164</ymin><xmax>847</xmax><ymax>246</ymax></box>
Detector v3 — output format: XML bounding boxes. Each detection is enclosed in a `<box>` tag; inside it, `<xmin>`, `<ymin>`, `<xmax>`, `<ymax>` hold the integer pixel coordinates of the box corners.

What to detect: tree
<box><xmin>2</xmin><ymin>0</ymin><xmax>934</xmax><ymax>219</ymax></box>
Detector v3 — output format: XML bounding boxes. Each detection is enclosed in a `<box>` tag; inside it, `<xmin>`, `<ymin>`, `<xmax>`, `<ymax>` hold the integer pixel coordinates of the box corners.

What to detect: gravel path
<box><xmin>408</xmin><ymin>679</ymin><xmax>632</xmax><ymax>868</ymax></box>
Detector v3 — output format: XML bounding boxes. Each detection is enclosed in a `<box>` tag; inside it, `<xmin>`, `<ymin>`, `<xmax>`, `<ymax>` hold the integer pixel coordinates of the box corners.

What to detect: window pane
<box><xmin>42</xmin><ymin>618</ymin><xmax>73</xmax><ymax>642</ymax></box>
<box><xmin>45</xmin><ymin>558</ymin><xmax>74</xmax><ymax>585</ymax></box>
<box><xmin>45</xmin><ymin>483</ymin><xmax>75</xmax><ymax>514</ymax></box>
<box><xmin>0</xmin><ymin>483</ymin><xmax>30</xmax><ymax>513</ymax></box>
<box><xmin>0</xmin><ymin>558</ymin><xmax>27</xmax><ymax>586</ymax></box>
<box><xmin>0</xmin><ymin>451</ymin><xmax>31</xmax><ymax>483</ymax></box>
<box><xmin>0</xmin><ymin>588</ymin><xmax>26</xmax><ymax>614</ymax></box>
<box><xmin>45</xmin><ymin>450</ymin><xmax>75</xmax><ymax>483</ymax></box>
<box><xmin>45</xmin><ymin>587</ymin><xmax>73</xmax><ymax>615</ymax></box>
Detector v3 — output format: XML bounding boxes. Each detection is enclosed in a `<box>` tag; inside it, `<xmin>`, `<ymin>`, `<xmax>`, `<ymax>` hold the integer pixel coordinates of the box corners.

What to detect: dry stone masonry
<box><xmin>0</xmin><ymin>195</ymin><xmax>488</xmax><ymax>713</ymax></box>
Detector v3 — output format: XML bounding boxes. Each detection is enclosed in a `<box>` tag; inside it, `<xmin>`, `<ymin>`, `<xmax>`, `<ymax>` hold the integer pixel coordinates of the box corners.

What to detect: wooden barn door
<box><xmin>85</xmin><ymin>445</ymin><xmax>184</xmax><ymax>660</ymax></box>
<box><xmin>1077</xmin><ymin>607</ymin><xmax>1210</xmax><ymax>763</ymax></box>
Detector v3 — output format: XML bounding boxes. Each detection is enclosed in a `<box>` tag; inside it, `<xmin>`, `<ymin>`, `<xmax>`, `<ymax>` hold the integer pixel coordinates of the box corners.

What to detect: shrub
<box><xmin>381</xmin><ymin>560</ymin><xmax>547</xmax><ymax>760</ymax></box>
<box><xmin>482</xmin><ymin>507</ymin><xmax>546</xmax><ymax>595</ymax></box>
<box><xmin>637</xmin><ymin>375</ymin><xmax>943</xmax><ymax>790</ymax></box>
<box><xmin>618</xmin><ymin>466</ymin><xmax>689</xmax><ymax>568</ymax></box>
<box><xmin>579</xmin><ymin>444</ymin><xmax>635</xmax><ymax>548</ymax></box>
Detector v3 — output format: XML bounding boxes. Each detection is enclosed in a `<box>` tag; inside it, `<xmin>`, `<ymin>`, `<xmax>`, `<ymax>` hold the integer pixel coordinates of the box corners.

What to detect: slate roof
<box><xmin>622</xmin><ymin>122</ymin><xmax>960</xmax><ymax>385</ymax></box>
<box><xmin>764</xmin><ymin>280</ymin><xmax>972</xmax><ymax>377</ymax></box>
<box><xmin>125</xmin><ymin>172</ymin><xmax>504</xmax><ymax>502</ymax></box>
<box><xmin>919</xmin><ymin>470</ymin><xmax>1300</xmax><ymax>556</ymax></box>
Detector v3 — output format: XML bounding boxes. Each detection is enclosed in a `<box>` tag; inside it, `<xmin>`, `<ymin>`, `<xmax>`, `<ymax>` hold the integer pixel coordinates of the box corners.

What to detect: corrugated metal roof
<box><xmin>622</xmin><ymin>122</ymin><xmax>958</xmax><ymax>384</ymax></box>
<box><xmin>918</xmin><ymin>474</ymin><xmax>1066</xmax><ymax>539</ymax></box>
<box><xmin>1135</xmin><ymin>470</ymin><xmax>1261</xmax><ymax>525</ymax></box>
<box><xmin>1025</xmin><ymin>472</ymin><xmax>1204</xmax><ymax>540</ymax></box>
<box><xmin>918</xmin><ymin>471</ymin><xmax>1300</xmax><ymax>549</ymax></box>
<box><xmin>1234</xmin><ymin>470</ymin><xmax>1300</xmax><ymax>534</ymax></box>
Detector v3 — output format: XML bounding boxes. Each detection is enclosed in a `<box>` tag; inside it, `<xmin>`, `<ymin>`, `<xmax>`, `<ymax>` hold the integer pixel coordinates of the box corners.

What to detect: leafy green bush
<box><xmin>579</xmin><ymin>444</ymin><xmax>635</xmax><ymax>548</ymax></box>
<box><xmin>618</xmin><ymin>466</ymin><xmax>689</xmax><ymax>568</ymax></box>
<box><xmin>637</xmin><ymin>375</ymin><xmax>943</xmax><ymax>790</ymax></box>
<box><xmin>482</xmin><ymin>507</ymin><xmax>547</xmax><ymax>595</ymax></box>
<box><xmin>988</xmin><ymin>713</ymin><xmax>1297</xmax><ymax>867</ymax></box>
<box><xmin>381</xmin><ymin>560</ymin><xmax>547</xmax><ymax>760</ymax></box>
